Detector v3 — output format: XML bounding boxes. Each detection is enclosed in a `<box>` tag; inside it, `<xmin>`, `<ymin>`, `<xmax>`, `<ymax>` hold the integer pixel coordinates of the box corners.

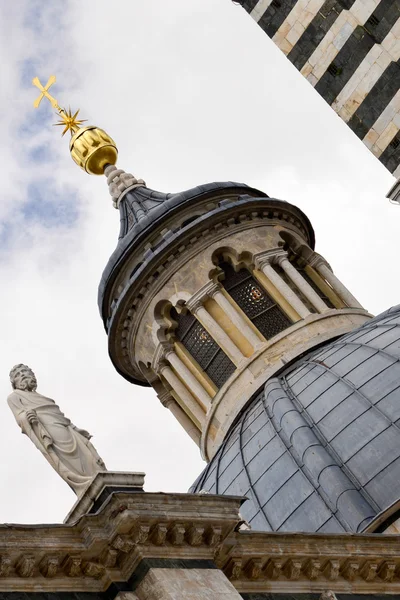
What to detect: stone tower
<box><xmin>236</xmin><ymin>0</ymin><xmax>400</xmax><ymax>178</ymax></box>
<box><xmin>97</xmin><ymin>165</ymin><xmax>400</xmax><ymax>535</ymax></box>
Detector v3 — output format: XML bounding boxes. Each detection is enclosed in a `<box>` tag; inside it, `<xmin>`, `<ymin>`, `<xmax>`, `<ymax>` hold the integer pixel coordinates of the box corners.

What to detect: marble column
<box><xmin>255</xmin><ymin>254</ymin><xmax>311</xmax><ymax>319</ymax></box>
<box><xmin>208</xmin><ymin>282</ymin><xmax>263</xmax><ymax>351</ymax></box>
<box><xmin>187</xmin><ymin>300</ymin><xmax>245</xmax><ymax>366</ymax></box>
<box><xmin>164</xmin><ymin>349</ymin><xmax>212</xmax><ymax>411</ymax></box>
<box><xmin>276</xmin><ymin>253</ymin><xmax>329</xmax><ymax>314</ymax></box>
<box><xmin>158</xmin><ymin>389</ymin><xmax>201</xmax><ymax>445</ymax></box>
<box><xmin>310</xmin><ymin>255</ymin><xmax>363</xmax><ymax>309</ymax></box>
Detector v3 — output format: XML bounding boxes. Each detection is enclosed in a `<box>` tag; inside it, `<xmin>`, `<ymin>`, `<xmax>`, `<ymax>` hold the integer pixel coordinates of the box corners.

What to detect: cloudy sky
<box><xmin>0</xmin><ymin>0</ymin><xmax>397</xmax><ymax>524</ymax></box>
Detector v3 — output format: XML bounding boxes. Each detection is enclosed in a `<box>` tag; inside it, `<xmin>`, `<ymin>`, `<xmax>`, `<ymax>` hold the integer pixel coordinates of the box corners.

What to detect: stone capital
<box><xmin>254</xmin><ymin>248</ymin><xmax>287</xmax><ymax>270</ymax></box>
<box><xmin>186</xmin><ymin>281</ymin><xmax>220</xmax><ymax>313</ymax></box>
<box><xmin>308</xmin><ymin>253</ymin><xmax>331</xmax><ymax>272</ymax></box>
<box><xmin>152</xmin><ymin>343</ymin><xmax>173</xmax><ymax>372</ymax></box>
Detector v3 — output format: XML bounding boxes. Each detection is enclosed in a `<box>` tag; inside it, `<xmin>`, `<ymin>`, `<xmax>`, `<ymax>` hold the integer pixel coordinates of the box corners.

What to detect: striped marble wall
<box><xmin>239</xmin><ymin>0</ymin><xmax>400</xmax><ymax>177</ymax></box>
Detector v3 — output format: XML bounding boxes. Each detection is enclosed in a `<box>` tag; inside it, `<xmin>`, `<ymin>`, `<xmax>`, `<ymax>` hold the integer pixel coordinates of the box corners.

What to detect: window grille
<box><xmin>220</xmin><ymin>262</ymin><xmax>291</xmax><ymax>339</ymax></box>
<box><xmin>171</xmin><ymin>308</ymin><xmax>236</xmax><ymax>389</ymax></box>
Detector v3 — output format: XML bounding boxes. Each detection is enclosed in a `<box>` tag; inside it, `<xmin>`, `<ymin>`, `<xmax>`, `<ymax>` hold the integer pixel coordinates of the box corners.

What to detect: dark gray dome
<box><xmin>191</xmin><ymin>304</ymin><xmax>400</xmax><ymax>533</ymax></box>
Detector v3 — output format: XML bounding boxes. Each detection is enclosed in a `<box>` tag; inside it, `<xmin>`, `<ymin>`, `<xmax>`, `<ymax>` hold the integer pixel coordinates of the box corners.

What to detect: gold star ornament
<box><xmin>54</xmin><ymin>107</ymin><xmax>87</xmax><ymax>136</ymax></box>
<box><xmin>32</xmin><ymin>74</ymin><xmax>118</xmax><ymax>175</ymax></box>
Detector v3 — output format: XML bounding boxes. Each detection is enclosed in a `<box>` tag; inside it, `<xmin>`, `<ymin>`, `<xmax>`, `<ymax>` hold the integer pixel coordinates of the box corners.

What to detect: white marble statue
<box><xmin>8</xmin><ymin>364</ymin><xmax>106</xmax><ymax>496</ymax></box>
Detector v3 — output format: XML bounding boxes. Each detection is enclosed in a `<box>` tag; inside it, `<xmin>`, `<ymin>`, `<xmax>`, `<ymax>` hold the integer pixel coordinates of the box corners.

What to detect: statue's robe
<box><xmin>8</xmin><ymin>390</ymin><xmax>106</xmax><ymax>495</ymax></box>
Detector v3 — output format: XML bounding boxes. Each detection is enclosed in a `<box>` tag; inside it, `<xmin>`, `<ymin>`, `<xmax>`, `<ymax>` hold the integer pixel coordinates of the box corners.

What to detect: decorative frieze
<box><xmin>1</xmin><ymin>490</ymin><xmax>400</xmax><ymax>595</ymax></box>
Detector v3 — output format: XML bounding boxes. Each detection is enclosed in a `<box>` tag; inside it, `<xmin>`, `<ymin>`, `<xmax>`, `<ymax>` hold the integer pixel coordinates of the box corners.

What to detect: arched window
<box><xmin>170</xmin><ymin>307</ymin><xmax>236</xmax><ymax>389</ymax></box>
<box><xmin>220</xmin><ymin>261</ymin><xmax>291</xmax><ymax>339</ymax></box>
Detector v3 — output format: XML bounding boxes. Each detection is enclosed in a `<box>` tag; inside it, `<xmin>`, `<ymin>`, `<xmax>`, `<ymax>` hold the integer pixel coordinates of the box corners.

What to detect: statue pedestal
<box><xmin>64</xmin><ymin>471</ymin><xmax>145</xmax><ymax>524</ymax></box>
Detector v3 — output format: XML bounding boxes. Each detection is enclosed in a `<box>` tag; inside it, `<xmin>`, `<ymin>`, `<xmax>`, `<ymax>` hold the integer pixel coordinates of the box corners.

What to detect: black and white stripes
<box><xmin>239</xmin><ymin>0</ymin><xmax>400</xmax><ymax>176</ymax></box>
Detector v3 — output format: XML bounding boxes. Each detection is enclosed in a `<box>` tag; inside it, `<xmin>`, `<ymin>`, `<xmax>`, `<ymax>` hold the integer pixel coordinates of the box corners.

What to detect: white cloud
<box><xmin>0</xmin><ymin>0</ymin><xmax>397</xmax><ymax>523</ymax></box>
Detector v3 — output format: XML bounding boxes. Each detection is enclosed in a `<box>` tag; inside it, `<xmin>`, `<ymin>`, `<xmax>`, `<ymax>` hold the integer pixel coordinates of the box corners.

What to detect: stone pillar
<box><xmin>158</xmin><ymin>389</ymin><xmax>201</xmax><ymax>445</ymax></box>
<box><xmin>254</xmin><ymin>253</ymin><xmax>311</xmax><ymax>319</ymax></box>
<box><xmin>276</xmin><ymin>253</ymin><xmax>329</xmax><ymax>313</ymax></box>
<box><xmin>310</xmin><ymin>255</ymin><xmax>363</xmax><ymax>309</ymax></box>
<box><xmin>187</xmin><ymin>300</ymin><xmax>245</xmax><ymax>366</ymax></box>
<box><xmin>164</xmin><ymin>349</ymin><xmax>212</xmax><ymax>411</ymax></box>
<box><xmin>131</xmin><ymin>567</ymin><xmax>243</xmax><ymax>599</ymax></box>
<box><xmin>208</xmin><ymin>282</ymin><xmax>263</xmax><ymax>351</ymax></box>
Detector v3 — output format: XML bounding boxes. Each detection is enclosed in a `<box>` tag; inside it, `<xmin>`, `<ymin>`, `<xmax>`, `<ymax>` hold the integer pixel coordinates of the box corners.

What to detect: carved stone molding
<box><xmin>3</xmin><ymin>490</ymin><xmax>400</xmax><ymax>596</ymax></box>
<box><xmin>253</xmin><ymin>248</ymin><xmax>286</xmax><ymax>270</ymax></box>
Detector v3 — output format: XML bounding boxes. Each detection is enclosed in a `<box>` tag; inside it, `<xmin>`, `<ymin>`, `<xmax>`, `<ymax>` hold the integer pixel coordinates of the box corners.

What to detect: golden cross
<box><xmin>32</xmin><ymin>75</ymin><xmax>59</xmax><ymax>109</ymax></box>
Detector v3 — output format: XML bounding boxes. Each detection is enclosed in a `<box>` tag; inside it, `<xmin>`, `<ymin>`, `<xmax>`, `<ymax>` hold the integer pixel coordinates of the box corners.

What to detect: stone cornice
<box><xmin>219</xmin><ymin>529</ymin><xmax>400</xmax><ymax>594</ymax></box>
<box><xmin>0</xmin><ymin>492</ymin><xmax>241</xmax><ymax>592</ymax></box>
<box><xmin>3</xmin><ymin>492</ymin><xmax>400</xmax><ymax>595</ymax></box>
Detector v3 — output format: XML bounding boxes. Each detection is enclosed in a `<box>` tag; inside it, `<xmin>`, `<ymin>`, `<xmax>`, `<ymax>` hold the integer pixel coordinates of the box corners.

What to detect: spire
<box><xmin>32</xmin><ymin>75</ymin><xmax>118</xmax><ymax>175</ymax></box>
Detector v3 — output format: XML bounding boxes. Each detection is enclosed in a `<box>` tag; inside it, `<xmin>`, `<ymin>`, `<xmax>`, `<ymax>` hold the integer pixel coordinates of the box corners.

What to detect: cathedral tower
<box><xmin>96</xmin><ymin>164</ymin><xmax>400</xmax><ymax>535</ymax></box>
<box><xmin>99</xmin><ymin>167</ymin><xmax>369</xmax><ymax>458</ymax></box>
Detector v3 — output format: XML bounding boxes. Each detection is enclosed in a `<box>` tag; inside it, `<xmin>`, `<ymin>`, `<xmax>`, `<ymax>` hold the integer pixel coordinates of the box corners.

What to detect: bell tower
<box><xmin>99</xmin><ymin>166</ymin><xmax>370</xmax><ymax>462</ymax></box>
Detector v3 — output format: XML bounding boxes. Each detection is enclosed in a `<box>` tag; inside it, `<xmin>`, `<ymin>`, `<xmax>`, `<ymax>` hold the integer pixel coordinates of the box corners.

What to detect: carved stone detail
<box><xmin>265</xmin><ymin>558</ymin><xmax>283</xmax><ymax>580</ymax></box>
<box><xmin>360</xmin><ymin>560</ymin><xmax>379</xmax><ymax>582</ymax></box>
<box><xmin>320</xmin><ymin>591</ymin><xmax>338</xmax><ymax>600</ymax></box>
<box><xmin>104</xmin><ymin>165</ymin><xmax>146</xmax><ymax>209</ymax></box>
<box><xmin>378</xmin><ymin>561</ymin><xmax>396</xmax><ymax>582</ymax></box>
<box><xmin>341</xmin><ymin>561</ymin><xmax>359</xmax><ymax>581</ymax></box>
<box><xmin>15</xmin><ymin>555</ymin><xmax>35</xmax><ymax>578</ymax></box>
<box><xmin>39</xmin><ymin>556</ymin><xmax>59</xmax><ymax>578</ymax></box>
<box><xmin>100</xmin><ymin>548</ymin><xmax>118</xmax><ymax>568</ymax></box>
<box><xmin>304</xmin><ymin>559</ymin><xmax>321</xmax><ymax>580</ymax></box>
<box><xmin>245</xmin><ymin>558</ymin><xmax>262</xmax><ymax>580</ymax></box>
<box><xmin>151</xmin><ymin>524</ymin><xmax>168</xmax><ymax>546</ymax></box>
<box><xmin>169</xmin><ymin>524</ymin><xmax>185</xmax><ymax>546</ymax></box>
<box><xmin>323</xmin><ymin>560</ymin><xmax>340</xmax><ymax>581</ymax></box>
<box><xmin>205</xmin><ymin>525</ymin><xmax>222</xmax><ymax>546</ymax></box>
<box><xmin>131</xmin><ymin>523</ymin><xmax>150</xmax><ymax>545</ymax></box>
<box><xmin>284</xmin><ymin>559</ymin><xmax>302</xmax><ymax>580</ymax></box>
<box><xmin>112</xmin><ymin>534</ymin><xmax>134</xmax><ymax>553</ymax></box>
<box><xmin>62</xmin><ymin>555</ymin><xmax>82</xmax><ymax>577</ymax></box>
<box><xmin>225</xmin><ymin>557</ymin><xmax>242</xmax><ymax>580</ymax></box>
<box><xmin>186</xmin><ymin>525</ymin><xmax>205</xmax><ymax>546</ymax></box>
<box><xmin>0</xmin><ymin>556</ymin><xmax>12</xmax><ymax>577</ymax></box>
<box><xmin>82</xmin><ymin>561</ymin><xmax>105</xmax><ymax>579</ymax></box>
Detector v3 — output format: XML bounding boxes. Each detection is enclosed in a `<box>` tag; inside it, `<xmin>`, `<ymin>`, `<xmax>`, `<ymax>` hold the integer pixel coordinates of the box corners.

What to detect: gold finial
<box><xmin>32</xmin><ymin>75</ymin><xmax>118</xmax><ymax>175</ymax></box>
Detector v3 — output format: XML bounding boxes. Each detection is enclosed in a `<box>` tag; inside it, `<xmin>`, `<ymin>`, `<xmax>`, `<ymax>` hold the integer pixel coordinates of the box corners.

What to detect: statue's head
<box><xmin>9</xmin><ymin>364</ymin><xmax>37</xmax><ymax>392</ymax></box>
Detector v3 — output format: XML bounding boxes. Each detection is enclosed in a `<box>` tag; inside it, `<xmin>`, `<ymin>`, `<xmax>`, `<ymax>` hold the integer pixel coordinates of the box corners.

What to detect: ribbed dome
<box><xmin>191</xmin><ymin>304</ymin><xmax>400</xmax><ymax>533</ymax></box>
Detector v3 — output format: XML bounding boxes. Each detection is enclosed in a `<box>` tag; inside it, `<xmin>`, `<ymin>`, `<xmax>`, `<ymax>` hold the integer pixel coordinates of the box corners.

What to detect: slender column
<box><xmin>159</xmin><ymin>362</ymin><xmax>206</xmax><ymax>427</ymax></box>
<box><xmin>187</xmin><ymin>300</ymin><xmax>245</xmax><ymax>365</ymax></box>
<box><xmin>158</xmin><ymin>389</ymin><xmax>201</xmax><ymax>445</ymax></box>
<box><xmin>164</xmin><ymin>349</ymin><xmax>212</xmax><ymax>411</ymax></box>
<box><xmin>276</xmin><ymin>253</ymin><xmax>329</xmax><ymax>314</ymax></box>
<box><xmin>208</xmin><ymin>283</ymin><xmax>264</xmax><ymax>351</ymax></box>
<box><xmin>310</xmin><ymin>255</ymin><xmax>363</xmax><ymax>309</ymax></box>
<box><xmin>254</xmin><ymin>254</ymin><xmax>311</xmax><ymax>319</ymax></box>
